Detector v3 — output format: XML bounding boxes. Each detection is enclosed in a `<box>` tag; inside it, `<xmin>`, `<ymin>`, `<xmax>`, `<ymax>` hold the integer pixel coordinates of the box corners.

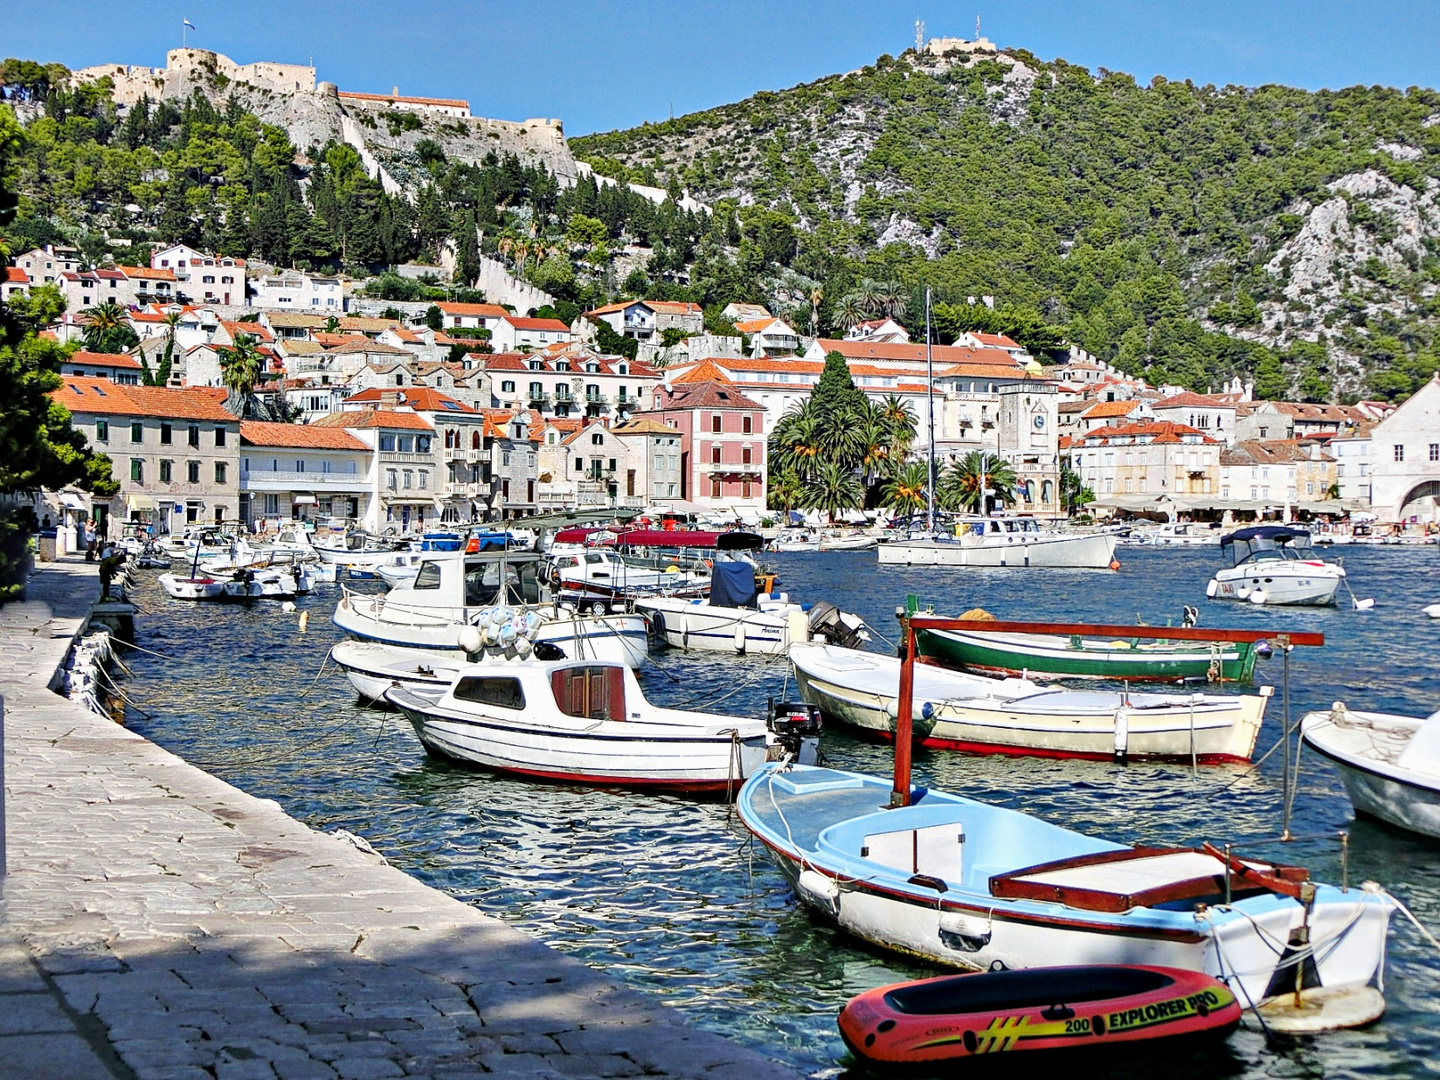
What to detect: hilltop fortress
<box><xmin>72</xmin><ymin>49</ymin><xmax>577</xmax><ymax>189</ymax></box>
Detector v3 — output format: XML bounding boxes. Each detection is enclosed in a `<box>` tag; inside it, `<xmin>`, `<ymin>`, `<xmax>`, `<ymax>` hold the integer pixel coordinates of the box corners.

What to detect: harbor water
<box><xmin>121</xmin><ymin>545</ymin><xmax>1440</xmax><ymax>1078</ymax></box>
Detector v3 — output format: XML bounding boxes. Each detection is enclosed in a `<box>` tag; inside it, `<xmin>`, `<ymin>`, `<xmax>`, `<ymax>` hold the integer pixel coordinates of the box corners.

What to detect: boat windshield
<box><xmin>1224</xmin><ymin>530</ymin><xmax>1313</xmax><ymax>565</ymax></box>
<box><xmin>464</xmin><ymin>560</ymin><xmax>543</xmax><ymax>606</ymax></box>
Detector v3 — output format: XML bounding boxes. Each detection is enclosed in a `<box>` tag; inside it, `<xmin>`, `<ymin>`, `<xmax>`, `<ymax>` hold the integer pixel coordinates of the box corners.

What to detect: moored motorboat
<box><xmin>737</xmin><ymin>761</ymin><xmax>1394</xmax><ymax>1011</ymax></box>
<box><xmin>384</xmin><ymin>659</ymin><xmax>820</xmax><ymax>792</ymax></box>
<box><xmin>330</xmin><ymin>640</ymin><xmax>466</xmax><ymax>704</ymax></box>
<box><xmin>1207</xmin><ymin>526</ymin><xmax>1345</xmax><ymax>606</ymax></box>
<box><xmin>636</xmin><ymin>563</ymin><xmax>868</xmax><ymax>656</ymax></box>
<box><xmin>157</xmin><ymin>572</ymin><xmax>225</xmax><ymax>600</ymax></box>
<box><xmin>219</xmin><ymin>567</ymin><xmax>298</xmax><ymax>601</ymax></box>
<box><xmin>790</xmin><ymin>643</ymin><xmax>1269</xmax><ymax>763</ymax></box>
<box><xmin>1301</xmin><ymin>702</ymin><xmax>1440</xmax><ymax>839</ymax></box>
<box><xmin>877</xmin><ymin>516</ymin><xmax>1118</xmax><ymax>569</ymax></box>
<box><xmin>838</xmin><ymin>965</ymin><xmax>1240</xmax><ymax>1069</ymax></box>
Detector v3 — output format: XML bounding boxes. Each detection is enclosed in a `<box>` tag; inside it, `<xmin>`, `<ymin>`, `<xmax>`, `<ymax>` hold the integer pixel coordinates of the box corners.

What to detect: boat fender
<box><xmin>298</xmin><ymin>611</ymin><xmax>309</xmax><ymax>633</ymax></box>
<box><xmin>1236</xmin><ymin>585</ymin><xmax>1250</xmax><ymax>599</ymax></box>
<box><xmin>786</xmin><ymin>609</ymin><xmax>809</xmax><ymax>648</ymax></box>
<box><xmin>1113</xmin><ymin>705</ymin><xmax>1130</xmax><ymax>763</ymax></box>
<box><xmin>735</xmin><ymin>621</ymin><xmax>746</xmax><ymax>654</ymax></box>
<box><xmin>515</xmin><ymin>636</ymin><xmax>533</xmax><ymax>659</ymax></box>
<box><xmin>937</xmin><ymin>911</ymin><xmax>992</xmax><ymax>952</ymax></box>
<box><xmin>1249</xmin><ymin>589</ymin><xmax>1268</xmax><ymax>605</ymax></box>
<box><xmin>1109</xmin><ymin>559</ymin><xmax>1121</xmax><ymax>571</ymax></box>
<box><xmin>457</xmin><ymin>626</ymin><xmax>484</xmax><ymax>655</ymax></box>
<box><xmin>921</xmin><ymin>701</ymin><xmax>935</xmax><ymax>720</ymax></box>
<box><xmin>796</xmin><ymin>869</ymin><xmax>841</xmax><ymax>909</ymax></box>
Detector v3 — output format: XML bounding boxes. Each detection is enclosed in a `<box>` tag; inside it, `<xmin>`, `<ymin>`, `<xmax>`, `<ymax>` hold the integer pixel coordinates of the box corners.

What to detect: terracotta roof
<box><xmin>221</xmin><ymin>320</ymin><xmax>273</xmax><ymax>342</ymax></box>
<box><xmin>1221</xmin><ymin>439</ymin><xmax>1332</xmax><ymax>465</ymax></box>
<box><xmin>1081</xmin><ymin>399</ymin><xmax>1146</xmax><ymax>418</ymax></box>
<box><xmin>734</xmin><ymin>317</ymin><xmax>780</xmax><ymax>334</ymax></box>
<box><xmin>437</xmin><ymin>302</ymin><xmax>509</xmax><ymax>318</ymax></box>
<box><xmin>337</xmin><ymin>90</ymin><xmax>470</xmax><ymax>109</ymax></box>
<box><xmin>970</xmin><ymin>332</ymin><xmax>1022</xmax><ymax>349</ymax></box>
<box><xmin>240</xmin><ymin>421</ymin><xmax>368</xmax><ymax>450</ymax></box>
<box><xmin>337</xmin><ymin>316</ymin><xmax>402</xmax><ymax>333</ymax></box>
<box><xmin>644</xmin><ymin>300</ymin><xmax>701</xmax><ymax>316</ymax></box>
<box><xmin>502</xmin><ymin>316</ymin><xmax>570</xmax><ymax>332</ymax></box>
<box><xmin>583</xmin><ymin>301</ymin><xmax>638</xmax><ymax>317</ymax></box>
<box><xmin>324</xmin><ymin>338</ymin><xmax>412</xmax><ymax>356</ymax></box>
<box><xmin>673</xmin><ymin>359</ymin><xmax>734</xmax><ymax>384</ymax></box>
<box><xmin>51</xmin><ymin>377</ymin><xmax>237</xmax><ymax>421</ymax></box>
<box><xmin>611</xmin><ymin>418</ymin><xmax>675</xmax><ymax>436</ymax></box>
<box><xmin>4</xmin><ymin>267</ymin><xmax>27</xmax><ymax>284</ymax></box>
<box><xmin>345</xmin><ymin>387</ymin><xmax>478</xmax><ymax>414</ymax></box>
<box><xmin>64</xmin><ymin>350</ymin><xmax>142</xmax><ymax>370</ymax></box>
<box><xmin>936</xmin><ymin>363</ymin><xmax>1040</xmax><ymax>380</ymax></box>
<box><xmin>657</xmin><ymin>380</ymin><xmax>761</xmax><ymax>411</ymax></box>
<box><xmin>117</xmin><ymin>265</ymin><xmax>176</xmax><ymax>281</ymax></box>
<box><xmin>1076</xmin><ymin>421</ymin><xmax>1216</xmax><ymax>446</ymax></box>
<box><xmin>312</xmin><ymin>408</ymin><xmax>434</xmax><ymax>431</ymax></box>
<box><xmin>478</xmin><ymin>353</ymin><xmax>529</xmax><ymax>371</ymax></box>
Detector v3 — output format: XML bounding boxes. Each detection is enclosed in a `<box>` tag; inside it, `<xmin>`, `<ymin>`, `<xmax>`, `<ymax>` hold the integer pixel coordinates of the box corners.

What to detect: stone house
<box><xmin>239</xmin><ymin>421</ymin><xmax>372</xmax><ymax>528</ymax></box>
<box><xmin>649</xmin><ymin>378</ymin><xmax>766</xmax><ymax>516</ymax></box>
<box><xmin>1364</xmin><ymin>373</ymin><xmax>1440</xmax><ymax>523</ymax></box>
<box><xmin>311</xmin><ymin>408</ymin><xmax>438</xmax><ymax>533</ymax></box>
<box><xmin>150</xmin><ymin>244</ymin><xmax>246</xmax><ymax>306</ymax></box>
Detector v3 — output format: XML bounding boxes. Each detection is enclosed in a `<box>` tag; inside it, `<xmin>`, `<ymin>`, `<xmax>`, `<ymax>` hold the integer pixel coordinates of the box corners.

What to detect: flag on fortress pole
<box><xmin>182</xmin><ymin>19</ymin><xmax>196</xmax><ymax>45</ymax></box>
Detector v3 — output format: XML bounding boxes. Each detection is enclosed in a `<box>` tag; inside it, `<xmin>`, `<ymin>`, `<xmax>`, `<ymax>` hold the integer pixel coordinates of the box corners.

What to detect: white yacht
<box><xmin>1302</xmin><ymin>702</ymin><xmax>1440</xmax><ymax>838</ymax></box>
<box><xmin>1207</xmin><ymin>526</ymin><xmax>1345</xmax><ymax>606</ymax></box>
<box><xmin>877</xmin><ymin>516</ymin><xmax>1117</xmax><ymax>568</ymax></box>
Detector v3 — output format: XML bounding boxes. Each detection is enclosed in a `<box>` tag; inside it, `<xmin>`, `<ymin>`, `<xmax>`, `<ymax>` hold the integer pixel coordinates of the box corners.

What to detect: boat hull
<box><xmin>330</xmin><ymin>641</ymin><xmax>465</xmax><ymax>704</ymax></box>
<box><xmin>877</xmin><ymin>533</ymin><xmax>1117</xmax><ymax>568</ymax></box>
<box><xmin>1210</xmin><ymin>563</ymin><xmax>1342</xmax><ymax>605</ymax></box>
<box><xmin>157</xmin><ymin>574</ymin><xmax>224</xmax><ymax>600</ymax></box>
<box><xmin>1302</xmin><ymin>710</ymin><xmax>1440</xmax><ymax>839</ymax></box>
<box><xmin>333</xmin><ymin>594</ymin><xmax>650</xmax><ymax>669</ymax></box>
<box><xmin>739</xmin><ymin>765</ymin><xmax>1393</xmax><ymax>1007</ymax></box>
<box><xmin>792</xmin><ymin>648</ymin><xmax>1266</xmax><ymax>763</ymax></box>
<box><xmin>917</xmin><ymin>627</ymin><xmax>1257</xmax><ymax>683</ymax></box>
<box><xmin>638</xmin><ymin>600</ymin><xmax>800</xmax><ymax>655</ymax></box>
<box><xmin>387</xmin><ymin>691</ymin><xmax>773</xmax><ymax>792</ymax></box>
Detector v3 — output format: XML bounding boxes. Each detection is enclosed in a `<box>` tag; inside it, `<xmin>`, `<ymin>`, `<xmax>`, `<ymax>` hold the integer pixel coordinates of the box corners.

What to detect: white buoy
<box><xmin>1353</xmin><ymin>597</ymin><xmax>1375</xmax><ymax>611</ymax></box>
<box><xmin>796</xmin><ymin>869</ymin><xmax>841</xmax><ymax>907</ymax></box>
<box><xmin>297</xmin><ymin>610</ymin><xmax>309</xmax><ymax>632</ymax></box>
<box><xmin>1205</xmin><ymin>579</ymin><xmax>1218</xmax><ymax>598</ymax></box>
<box><xmin>1237</xmin><ymin>586</ymin><xmax>1251</xmax><ymax>600</ymax></box>
<box><xmin>1249</xmin><ymin>589</ymin><xmax>1268</xmax><ymax>605</ymax></box>
<box><xmin>457</xmin><ymin>626</ymin><xmax>483</xmax><ymax>655</ymax></box>
<box><xmin>281</xmin><ymin>601</ymin><xmax>297</xmax><ymax>613</ymax></box>
<box><xmin>1424</xmin><ymin>603</ymin><xmax>1440</xmax><ymax>619</ymax></box>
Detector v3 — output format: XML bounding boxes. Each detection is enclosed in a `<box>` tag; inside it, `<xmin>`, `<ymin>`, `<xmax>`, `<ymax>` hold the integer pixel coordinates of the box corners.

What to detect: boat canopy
<box><xmin>1222</xmin><ymin>526</ymin><xmax>1313</xmax><ymax>545</ymax></box>
<box><xmin>554</xmin><ymin>526</ymin><xmax>762</xmax><ymax>550</ymax></box>
<box><xmin>1220</xmin><ymin>525</ymin><xmax>1314</xmax><ymax>563</ymax></box>
<box><xmin>710</xmin><ymin>560</ymin><xmax>759</xmax><ymax>608</ymax></box>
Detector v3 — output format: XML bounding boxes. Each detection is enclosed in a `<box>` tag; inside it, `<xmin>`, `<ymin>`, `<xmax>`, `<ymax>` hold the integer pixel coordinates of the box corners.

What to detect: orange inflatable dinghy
<box><xmin>839</xmin><ymin>965</ymin><xmax>1239</xmax><ymax>1070</ymax></box>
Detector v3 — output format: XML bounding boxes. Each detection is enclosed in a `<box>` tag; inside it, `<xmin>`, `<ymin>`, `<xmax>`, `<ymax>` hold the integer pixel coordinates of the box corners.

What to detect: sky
<box><xmin>6</xmin><ymin>0</ymin><xmax>1439</xmax><ymax>136</ymax></box>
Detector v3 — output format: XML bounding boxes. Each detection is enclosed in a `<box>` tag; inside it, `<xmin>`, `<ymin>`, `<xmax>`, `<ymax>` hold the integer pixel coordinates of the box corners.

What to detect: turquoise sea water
<box><xmin>122</xmin><ymin>545</ymin><xmax>1440</xmax><ymax>1077</ymax></box>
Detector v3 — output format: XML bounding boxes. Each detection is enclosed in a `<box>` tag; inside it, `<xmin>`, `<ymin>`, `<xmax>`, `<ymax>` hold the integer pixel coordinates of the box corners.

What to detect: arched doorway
<box><xmin>1398</xmin><ymin>480</ymin><xmax>1440</xmax><ymax>524</ymax></box>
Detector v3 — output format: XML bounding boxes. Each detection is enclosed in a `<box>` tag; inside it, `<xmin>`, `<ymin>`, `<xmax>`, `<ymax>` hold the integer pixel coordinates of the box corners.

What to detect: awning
<box><xmin>60</xmin><ymin>493</ymin><xmax>88</xmax><ymax>510</ymax></box>
<box><xmin>127</xmin><ymin>493</ymin><xmax>156</xmax><ymax>510</ymax></box>
<box><xmin>292</xmin><ymin>495</ymin><xmax>318</xmax><ymax>505</ymax></box>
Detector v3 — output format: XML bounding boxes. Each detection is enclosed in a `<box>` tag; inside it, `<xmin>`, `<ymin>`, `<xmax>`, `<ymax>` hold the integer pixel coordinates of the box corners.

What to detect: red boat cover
<box><xmin>552</xmin><ymin>527</ymin><xmax>760</xmax><ymax>549</ymax></box>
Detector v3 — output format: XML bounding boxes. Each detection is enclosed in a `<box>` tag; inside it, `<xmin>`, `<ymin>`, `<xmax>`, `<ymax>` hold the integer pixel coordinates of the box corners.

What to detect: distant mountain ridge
<box><xmin>572</xmin><ymin>42</ymin><xmax>1440</xmax><ymax>400</ymax></box>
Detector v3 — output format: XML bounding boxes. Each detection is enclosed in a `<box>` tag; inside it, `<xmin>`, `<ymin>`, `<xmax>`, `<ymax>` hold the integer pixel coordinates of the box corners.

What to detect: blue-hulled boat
<box><xmin>736</xmin><ymin>763</ymin><xmax>1393</xmax><ymax>1011</ymax></box>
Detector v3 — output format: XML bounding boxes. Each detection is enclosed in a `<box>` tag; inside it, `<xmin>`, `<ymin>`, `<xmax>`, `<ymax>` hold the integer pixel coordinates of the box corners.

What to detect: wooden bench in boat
<box><xmin>988</xmin><ymin>846</ymin><xmax>1309</xmax><ymax>913</ymax></box>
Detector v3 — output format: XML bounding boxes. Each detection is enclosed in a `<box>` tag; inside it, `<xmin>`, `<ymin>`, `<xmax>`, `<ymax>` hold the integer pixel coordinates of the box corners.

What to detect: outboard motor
<box><xmin>806</xmin><ymin>601</ymin><xmax>870</xmax><ymax>650</ymax></box>
<box><xmin>767</xmin><ymin>700</ymin><xmax>822</xmax><ymax>765</ymax></box>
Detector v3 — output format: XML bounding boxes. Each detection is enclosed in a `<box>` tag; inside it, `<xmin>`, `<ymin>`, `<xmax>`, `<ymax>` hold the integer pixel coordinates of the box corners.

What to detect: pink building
<box><xmin>649</xmin><ymin>374</ymin><xmax>766</xmax><ymax>515</ymax></box>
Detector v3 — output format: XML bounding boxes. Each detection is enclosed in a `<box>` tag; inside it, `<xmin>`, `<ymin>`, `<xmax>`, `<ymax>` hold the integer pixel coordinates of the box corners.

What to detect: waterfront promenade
<box><xmin>0</xmin><ymin>558</ymin><xmax>801</xmax><ymax>1080</ymax></box>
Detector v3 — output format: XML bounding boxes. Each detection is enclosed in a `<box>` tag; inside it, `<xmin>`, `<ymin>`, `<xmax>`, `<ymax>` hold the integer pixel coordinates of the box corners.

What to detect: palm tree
<box><xmin>81</xmin><ymin>301</ymin><xmax>128</xmax><ymax>351</ymax></box>
<box><xmin>857</xmin><ymin>278</ymin><xmax>886</xmax><ymax>319</ymax></box>
<box><xmin>877</xmin><ymin>281</ymin><xmax>907</xmax><ymax>320</ymax></box>
<box><xmin>808</xmin><ymin>286</ymin><xmax>824</xmax><ymax>336</ymax></box>
<box><xmin>880</xmin><ymin>394</ymin><xmax>916</xmax><ymax>456</ymax></box>
<box><xmin>834</xmin><ymin>295</ymin><xmax>866</xmax><ymax>331</ymax></box>
<box><xmin>937</xmin><ymin>452</ymin><xmax>1018</xmax><ymax>514</ymax></box>
<box><xmin>767</xmin><ymin>471</ymin><xmax>803</xmax><ymax>513</ymax></box>
<box><xmin>882</xmin><ymin>462</ymin><xmax>929</xmax><ymax>515</ymax></box>
<box><xmin>857</xmin><ymin>418</ymin><xmax>892</xmax><ymax>488</ymax></box>
<box><xmin>803</xmin><ymin>461</ymin><xmax>864</xmax><ymax>523</ymax></box>
<box><xmin>769</xmin><ymin>407</ymin><xmax>824</xmax><ymax>483</ymax></box>
<box><xmin>219</xmin><ymin>332</ymin><xmax>265</xmax><ymax>398</ymax></box>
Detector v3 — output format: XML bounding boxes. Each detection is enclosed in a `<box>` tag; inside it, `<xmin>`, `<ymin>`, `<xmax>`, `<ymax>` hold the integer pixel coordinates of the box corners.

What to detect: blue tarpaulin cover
<box><xmin>709</xmin><ymin>560</ymin><xmax>758</xmax><ymax>609</ymax></box>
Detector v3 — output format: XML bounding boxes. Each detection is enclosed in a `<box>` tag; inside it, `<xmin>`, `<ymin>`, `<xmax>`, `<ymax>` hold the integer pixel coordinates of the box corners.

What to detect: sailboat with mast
<box><xmin>876</xmin><ymin>289</ymin><xmax>1117</xmax><ymax>569</ymax></box>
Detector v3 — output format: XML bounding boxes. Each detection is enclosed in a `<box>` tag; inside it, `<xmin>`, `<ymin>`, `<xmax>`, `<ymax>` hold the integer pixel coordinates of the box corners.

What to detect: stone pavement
<box><xmin>0</xmin><ymin>558</ymin><xmax>803</xmax><ymax>1080</ymax></box>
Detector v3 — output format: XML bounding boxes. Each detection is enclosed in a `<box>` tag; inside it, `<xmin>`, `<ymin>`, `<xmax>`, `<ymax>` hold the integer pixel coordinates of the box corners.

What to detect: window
<box><xmin>711</xmin><ymin>478</ymin><xmax>721</xmax><ymax>498</ymax></box>
<box><xmin>711</xmin><ymin>415</ymin><xmax>722</xmax><ymax>433</ymax></box>
<box><xmin>418</xmin><ymin>470</ymin><xmax>428</xmax><ymax>490</ymax></box>
<box><xmin>502</xmin><ymin>451</ymin><xmax>511</xmax><ymax>466</ymax></box>
<box><xmin>742</xmin><ymin>415</ymin><xmax>753</xmax><ymax>434</ymax></box>
<box><xmin>160</xmin><ymin>422</ymin><xmax>173</xmax><ymax>445</ymax></box>
<box><xmin>188</xmin><ymin>425</ymin><xmax>200</xmax><ymax>448</ymax></box>
<box><xmin>215</xmin><ymin>428</ymin><xmax>226</xmax><ymax>447</ymax></box>
<box><xmin>130</xmin><ymin>459</ymin><xmax>143</xmax><ymax>483</ymax></box>
<box><xmin>608</xmin><ymin>458</ymin><xmax>616</xmax><ymax>472</ymax></box>
<box><xmin>1431</xmin><ymin>444</ymin><xmax>1439</xmax><ymax>462</ymax></box>
<box><xmin>398</xmin><ymin>435</ymin><xmax>414</xmax><ymax>453</ymax></box>
<box><xmin>591</xmin><ymin>433</ymin><xmax>604</xmax><ymax>445</ymax></box>
<box><xmin>711</xmin><ymin>445</ymin><xmax>722</xmax><ymax>464</ymax></box>
<box><xmin>187</xmin><ymin>461</ymin><xmax>200</xmax><ymax>484</ymax></box>
<box><xmin>379</xmin><ymin>434</ymin><xmax>396</xmax><ymax>452</ymax></box>
<box><xmin>413</xmin><ymin>562</ymin><xmax>443</xmax><ymax>590</ymax></box>
<box><xmin>130</xmin><ymin>422</ymin><xmax>143</xmax><ymax>443</ymax></box>
<box><xmin>402</xmin><ymin>470</ymin><xmax>412</xmax><ymax>489</ymax></box>
<box><xmin>742</xmin><ymin>447</ymin><xmax>753</xmax><ymax>465</ymax></box>
<box><xmin>160</xmin><ymin>460</ymin><xmax>172</xmax><ymax>482</ymax></box>
<box><xmin>1394</xmin><ymin>444</ymin><xmax>1405</xmax><ymax>463</ymax></box>
<box><xmin>527</xmin><ymin>452</ymin><xmax>536</xmax><ymax>468</ymax></box>
<box><xmin>452</xmin><ymin>676</ymin><xmax>525</xmax><ymax>709</ymax></box>
<box><xmin>95</xmin><ymin>420</ymin><xmax>108</xmax><ymax>442</ymax></box>
<box><xmin>501</xmin><ymin>380</ymin><xmax>515</xmax><ymax>393</ymax></box>
<box><xmin>215</xmin><ymin>462</ymin><xmax>226</xmax><ymax>484</ymax></box>
<box><xmin>386</xmin><ymin>469</ymin><xmax>398</xmax><ymax>490</ymax></box>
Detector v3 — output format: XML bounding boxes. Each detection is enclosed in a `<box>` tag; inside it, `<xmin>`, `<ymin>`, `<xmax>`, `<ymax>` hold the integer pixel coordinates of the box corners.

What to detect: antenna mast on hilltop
<box><xmin>915</xmin><ymin>20</ymin><xmax>925</xmax><ymax>53</ymax></box>
<box><xmin>976</xmin><ymin>16</ymin><xmax>982</xmax><ymax>39</ymax></box>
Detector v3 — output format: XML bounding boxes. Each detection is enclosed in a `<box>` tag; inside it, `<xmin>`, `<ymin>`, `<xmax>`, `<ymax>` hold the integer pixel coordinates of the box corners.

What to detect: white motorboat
<box><xmin>770</xmin><ymin>529</ymin><xmax>821</xmax><ymax>552</ymax></box>
<box><xmin>877</xmin><ymin>517</ymin><xmax>1118</xmax><ymax>568</ymax></box>
<box><xmin>375</xmin><ymin>549</ymin><xmax>463</xmax><ymax>590</ymax></box>
<box><xmin>1302</xmin><ymin>702</ymin><xmax>1440</xmax><ymax>838</ymax></box>
<box><xmin>331</xmin><ymin>640</ymin><xmax>468</xmax><ymax>704</ymax></box>
<box><xmin>156</xmin><ymin>526</ymin><xmax>235</xmax><ymax>562</ymax></box>
<box><xmin>1207</xmin><ymin>526</ymin><xmax>1345</xmax><ymax>606</ymax></box>
<box><xmin>636</xmin><ymin>562</ymin><xmax>868</xmax><ymax>656</ymax></box>
<box><xmin>549</xmin><ymin>548</ymin><xmax>711</xmax><ymax>612</ymax></box>
<box><xmin>791</xmin><ymin>644</ymin><xmax>1270</xmax><ymax>763</ymax></box>
<box><xmin>220</xmin><ymin>567</ymin><xmax>298</xmax><ymax>600</ymax></box>
<box><xmin>333</xmin><ymin>549</ymin><xmax>649</xmax><ymax>668</ymax></box>
<box><xmin>313</xmin><ymin>531</ymin><xmax>406</xmax><ymax>569</ymax></box>
<box><xmin>157</xmin><ymin>572</ymin><xmax>225</xmax><ymax>600</ymax></box>
<box><xmin>738</xmin><ymin>762</ymin><xmax>1393</xmax><ymax>1010</ymax></box>
<box><xmin>384</xmin><ymin>656</ymin><xmax>819</xmax><ymax>791</ymax></box>
<box><xmin>1119</xmin><ymin>522</ymin><xmax>1222</xmax><ymax>547</ymax></box>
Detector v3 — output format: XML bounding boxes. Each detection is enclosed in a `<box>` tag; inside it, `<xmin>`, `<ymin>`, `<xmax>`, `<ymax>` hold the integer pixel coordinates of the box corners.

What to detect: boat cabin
<box><xmin>957</xmin><ymin>517</ymin><xmax>1044</xmax><ymax>538</ymax></box>
<box><xmin>447</xmin><ymin>661</ymin><xmax>632</xmax><ymax>722</ymax></box>
<box><xmin>402</xmin><ymin>550</ymin><xmax>549</xmax><ymax>611</ymax></box>
<box><xmin>1220</xmin><ymin>526</ymin><xmax>1316</xmax><ymax>566</ymax></box>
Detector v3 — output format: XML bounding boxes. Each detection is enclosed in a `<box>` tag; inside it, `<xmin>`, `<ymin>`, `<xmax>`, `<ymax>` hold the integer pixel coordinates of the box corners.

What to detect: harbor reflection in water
<box><xmin>123</xmin><ymin>545</ymin><xmax>1440</xmax><ymax>1077</ymax></box>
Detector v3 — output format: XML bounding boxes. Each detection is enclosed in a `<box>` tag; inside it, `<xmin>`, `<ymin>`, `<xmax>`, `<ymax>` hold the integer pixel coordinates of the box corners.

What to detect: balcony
<box><xmin>527</xmin><ymin>392</ymin><xmax>551</xmax><ymax>407</ymax></box>
<box><xmin>240</xmin><ymin>468</ymin><xmax>368</xmax><ymax>491</ymax></box>
<box><xmin>379</xmin><ymin>451</ymin><xmax>433</xmax><ymax>464</ymax></box>
<box><xmin>444</xmin><ymin>481</ymin><xmax>488</xmax><ymax>497</ymax></box>
<box><xmin>700</xmin><ymin>461</ymin><xmax>763</xmax><ymax>476</ymax></box>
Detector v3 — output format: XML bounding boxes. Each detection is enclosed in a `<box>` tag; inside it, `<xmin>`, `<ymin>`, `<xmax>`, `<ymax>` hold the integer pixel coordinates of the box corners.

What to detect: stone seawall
<box><xmin>0</xmin><ymin>558</ymin><xmax>800</xmax><ymax>1080</ymax></box>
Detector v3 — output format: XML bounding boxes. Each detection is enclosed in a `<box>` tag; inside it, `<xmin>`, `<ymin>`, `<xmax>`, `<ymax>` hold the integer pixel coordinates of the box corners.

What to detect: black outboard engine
<box><xmin>767</xmin><ymin>700</ymin><xmax>822</xmax><ymax>764</ymax></box>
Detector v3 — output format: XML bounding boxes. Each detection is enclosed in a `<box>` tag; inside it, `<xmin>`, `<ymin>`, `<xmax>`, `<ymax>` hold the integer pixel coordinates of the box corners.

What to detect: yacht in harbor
<box><xmin>877</xmin><ymin>515</ymin><xmax>1117</xmax><ymax>568</ymax></box>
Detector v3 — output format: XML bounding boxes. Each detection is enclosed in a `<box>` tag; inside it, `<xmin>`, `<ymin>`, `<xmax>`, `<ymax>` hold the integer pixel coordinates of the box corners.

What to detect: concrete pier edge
<box><xmin>0</xmin><ymin>556</ymin><xmax>804</xmax><ymax>1080</ymax></box>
